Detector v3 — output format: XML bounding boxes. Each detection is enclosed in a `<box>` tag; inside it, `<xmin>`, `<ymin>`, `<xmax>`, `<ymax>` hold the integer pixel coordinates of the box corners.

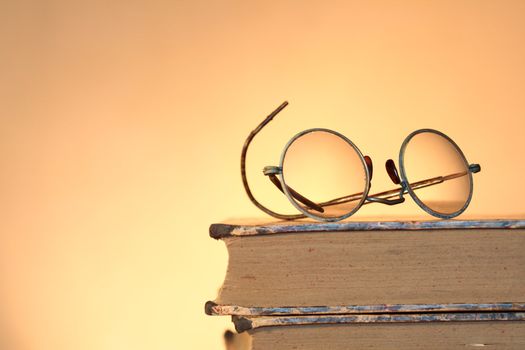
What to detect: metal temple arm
<box><xmin>241</xmin><ymin>101</ymin><xmax>306</xmax><ymax>220</ymax></box>
<box><xmin>320</xmin><ymin>167</ymin><xmax>478</xmax><ymax>209</ymax></box>
<box><xmin>266</xmin><ymin>174</ymin><xmax>325</xmax><ymax>213</ymax></box>
<box><xmin>262</xmin><ymin>165</ymin><xmax>324</xmax><ymax>213</ymax></box>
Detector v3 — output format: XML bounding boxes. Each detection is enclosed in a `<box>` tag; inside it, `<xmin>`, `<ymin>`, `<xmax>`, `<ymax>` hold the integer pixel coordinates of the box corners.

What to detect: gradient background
<box><xmin>1</xmin><ymin>1</ymin><xmax>524</xmax><ymax>349</ymax></box>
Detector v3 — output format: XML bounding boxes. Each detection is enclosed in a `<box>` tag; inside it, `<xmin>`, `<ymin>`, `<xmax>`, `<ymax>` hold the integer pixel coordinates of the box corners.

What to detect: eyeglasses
<box><xmin>241</xmin><ymin>101</ymin><xmax>481</xmax><ymax>222</ymax></box>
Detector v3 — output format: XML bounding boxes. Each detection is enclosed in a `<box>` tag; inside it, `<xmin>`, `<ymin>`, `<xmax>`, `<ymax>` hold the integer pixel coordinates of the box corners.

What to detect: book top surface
<box><xmin>209</xmin><ymin>216</ymin><xmax>525</xmax><ymax>239</ymax></box>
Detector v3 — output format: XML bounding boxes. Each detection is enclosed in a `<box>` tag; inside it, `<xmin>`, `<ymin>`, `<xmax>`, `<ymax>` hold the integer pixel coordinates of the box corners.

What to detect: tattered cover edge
<box><xmin>205</xmin><ymin>301</ymin><xmax>525</xmax><ymax>316</ymax></box>
<box><xmin>232</xmin><ymin>312</ymin><xmax>525</xmax><ymax>333</ymax></box>
<box><xmin>209</xmin><ymin>219</ymin><xmax>525</xmax><ymax>239</ymax></box>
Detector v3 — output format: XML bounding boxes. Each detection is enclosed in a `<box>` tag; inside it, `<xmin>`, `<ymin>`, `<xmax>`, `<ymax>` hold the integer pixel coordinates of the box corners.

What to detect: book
<box><xmin>206</xmin><ymin>218</ymin><xmax>525</xmax><ymax>315</ymax></box>
<box><xmin>231</xmin><ymin>314</ymin><xmax>525</xmax><ymax>350</ymax></box>
<box><xmin>232</xmin><ymin>311</ymin><xmax>525</xmax><ymax>332</ymax></box>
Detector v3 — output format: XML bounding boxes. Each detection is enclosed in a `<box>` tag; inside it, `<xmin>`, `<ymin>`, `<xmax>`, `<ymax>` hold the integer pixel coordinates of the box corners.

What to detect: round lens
<box><xmin>281</xmin><ymin>129</ymin><xmax>369</xmax><ymax>220</ymax></box>
<box><xmin>401</xmin><ymin>130</ymin><xmax>472</xmax><ymax>217</ymax></box>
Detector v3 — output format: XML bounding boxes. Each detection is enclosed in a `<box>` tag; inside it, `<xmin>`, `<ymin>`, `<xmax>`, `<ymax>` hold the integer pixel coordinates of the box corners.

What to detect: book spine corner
<box><xmin>204</xmin><ymin>300</ymin><xmax>218</xmax><ymax>315</ymax></box>
<box><xmin>233</xmin><ymin>316</ymin><xmax>253</xmax><ymax>333</ymax></box>
<box><xmin>209</xmin><ymin>224</ymin><xmax>235</xmax><ymax>239</ymax></box>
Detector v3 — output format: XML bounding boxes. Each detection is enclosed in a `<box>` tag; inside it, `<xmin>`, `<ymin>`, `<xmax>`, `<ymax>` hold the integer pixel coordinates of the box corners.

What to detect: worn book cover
<box><xmin>206</xmin><ymin>218</ymin><xmax>525</xmax><ymax>316</ymax></box>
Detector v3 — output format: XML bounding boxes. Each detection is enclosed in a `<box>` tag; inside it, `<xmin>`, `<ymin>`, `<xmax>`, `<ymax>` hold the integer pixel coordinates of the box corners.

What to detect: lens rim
<box><xmin>279</xmin><ymin>128</ymin><xmax>371</xmax><ymax>222</ymax></box>
<box><xmin>398</xmin><ymin>129</ymin><xmax>474</xmax><ymax>219</ymax></box>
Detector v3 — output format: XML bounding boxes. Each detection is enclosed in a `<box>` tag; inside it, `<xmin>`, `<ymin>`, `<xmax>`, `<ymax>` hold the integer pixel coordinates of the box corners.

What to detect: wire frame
<box><xmin>241</xmin><ymin>102</ymin><xmax>480</xmax><ymax>222</ymax></box>
<box><xmin>278</xmin><ymin>128</ymin><xmax>371</xmax><ymax>222</ymax></box>
<box><xmin>398</xmin><ymin>128</ymin><xmax>474</xmax><ymax>219</ymax></box>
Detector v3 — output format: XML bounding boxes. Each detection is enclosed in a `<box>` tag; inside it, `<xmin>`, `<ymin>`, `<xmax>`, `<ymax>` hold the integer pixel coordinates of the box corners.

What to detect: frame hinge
<box><xmin>469</xmin><ymin>164</ymin><xmax>481</xmax><ymax>173</ymax></box>
<box><xmin>263</xmin><ymin>166</ymin><xmax>282</xmax><ymax>176</ymax></box>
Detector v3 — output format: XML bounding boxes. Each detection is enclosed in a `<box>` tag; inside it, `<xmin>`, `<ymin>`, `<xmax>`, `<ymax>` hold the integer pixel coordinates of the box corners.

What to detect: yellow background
<box><xmin>1</xmin><ymin>0</ymin><xmax>524</xmax><ymax>349</ymax></box>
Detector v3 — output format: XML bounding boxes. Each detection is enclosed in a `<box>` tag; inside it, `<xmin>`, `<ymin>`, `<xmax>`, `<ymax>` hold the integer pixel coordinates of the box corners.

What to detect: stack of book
<box><xmin>206</xmin><ymin>218</ymin><xmax>525</xmax><ymax>349</ymax></box>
